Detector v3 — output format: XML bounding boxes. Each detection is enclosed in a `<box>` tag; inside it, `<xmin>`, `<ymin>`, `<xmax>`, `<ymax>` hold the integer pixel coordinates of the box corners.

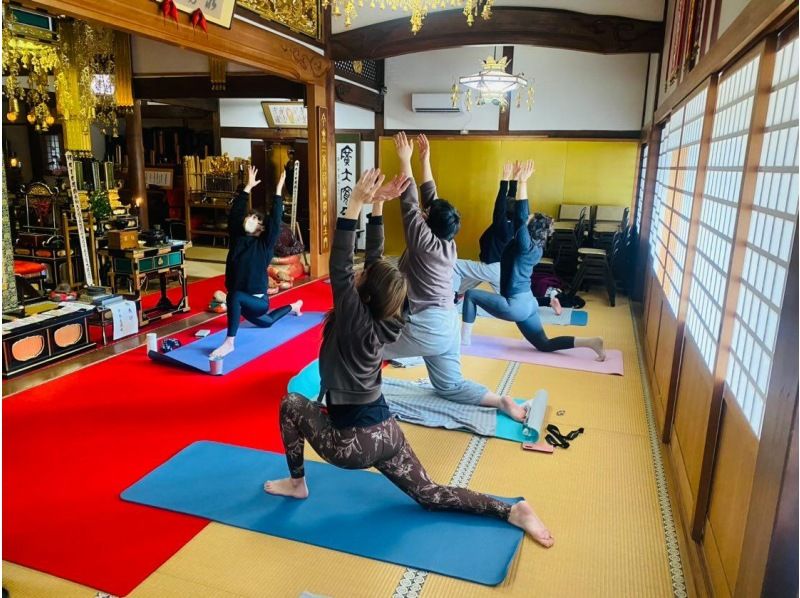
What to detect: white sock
<box><xmin>461</xmin><ymin>322</ymin><xmax>473</xmax><ymax>345</ymax></box>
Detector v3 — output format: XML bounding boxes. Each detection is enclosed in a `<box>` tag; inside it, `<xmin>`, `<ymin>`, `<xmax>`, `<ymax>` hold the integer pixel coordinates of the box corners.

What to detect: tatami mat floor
<box><xmin>3</xmin><ymin>292</ymin><xmax>685</xmax><ymax>598</ymax></box>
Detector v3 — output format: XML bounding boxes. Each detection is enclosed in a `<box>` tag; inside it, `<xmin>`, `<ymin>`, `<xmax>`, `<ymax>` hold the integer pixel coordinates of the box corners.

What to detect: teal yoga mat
<box><xmin>122</xmin><ymin>441</ymin><xmax>523</xmax><ymax>585</ymax></box>
<box><xmin>288</xmin><ymin>361</ymin><xmax>546</xmax><ymax>442</ymax></box>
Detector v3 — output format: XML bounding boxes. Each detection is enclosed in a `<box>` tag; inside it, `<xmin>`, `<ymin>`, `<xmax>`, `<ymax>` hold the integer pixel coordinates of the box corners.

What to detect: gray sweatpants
<box><xmin>452</xmin><ymin>259</ymin><xmax>501</xmax><ymax>295</ymax></box>
<box><xmin>383</xmin><ymin>306</ymin><xmax>488</xmax><ymax>405</ymax></box>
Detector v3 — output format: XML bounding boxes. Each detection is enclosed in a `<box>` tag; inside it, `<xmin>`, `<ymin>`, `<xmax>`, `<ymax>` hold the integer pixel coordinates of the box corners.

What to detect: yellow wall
<box><xmin>377</xmin><ymin>136</ymin><xmax>639</xmax><ymax>259</ymax></box>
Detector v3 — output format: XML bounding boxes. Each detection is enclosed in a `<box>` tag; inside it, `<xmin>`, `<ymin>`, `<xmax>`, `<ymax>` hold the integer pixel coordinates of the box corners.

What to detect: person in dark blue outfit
<box><xmin>210</xmin><ymin>166</ymin><xmax>303</xmax><ymax>360</ymax></box>
<box><xmin>460</xmin><ymin>160</ymin><xmax>605</xmax><ymax>361</ymax></box>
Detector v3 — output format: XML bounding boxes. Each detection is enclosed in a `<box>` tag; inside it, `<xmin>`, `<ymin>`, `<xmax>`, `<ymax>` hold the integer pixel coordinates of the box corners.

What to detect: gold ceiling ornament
<box><xmin>113</xmin><ymin>32</ymin><xmax>134</xmax><ymax>110</ymax></box>
<box><xmin>2</xmin><ymin>6</ymin><xmax>60</xmax><ymax>131</ymax></box>
<box><xmin>451</xmin><ymin>55</ymin><xmax>533</xmax><ymax>113</ymax></box>
<box><xmin>55</xmin><ymin>19</ymin><xmax>129</xmax><ymax>140</ymax></box>
<box><xmin>322</xmin><ymin>0</ymin><xmax>493</xmax><ymax>33</ymax></box>
<box><xmin>238</xmin><ymin>0</ymin><xmax>321</xmax><ymax>40</ymax></box>
<box><xmin>352</xmin><ymin>60</ymin><xmax>364</xmax><ymax>75</ymax></box>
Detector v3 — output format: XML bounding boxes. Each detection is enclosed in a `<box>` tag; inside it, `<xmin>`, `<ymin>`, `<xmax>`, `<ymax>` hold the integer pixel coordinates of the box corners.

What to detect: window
<box><xmin>726</xmin><ymin>38</ymin><xmax>798</xmax><ymax>436</ymax></box>
<box><xmin>635</xmin><ymin>144</ymin><xmax>649</xmax><ymax>233</ymax></box>
<box><xmin>42</xmin><ymin>134</ymin><xmax>62</xmax><ymax>174</ymax></box>
<box><xmin>686</xmin><ymin>54</ymin><xmax>761</xmax><ymax>371</ymax></box>
<box><xmin>662</xmin><ymin>89</ymin><xmax>708</xmax><ymax>314</ymax></box>
<box><xmin>651</xmin><ymin>118</ymin><xmax>675</xmax><ymax>282</ymax></box>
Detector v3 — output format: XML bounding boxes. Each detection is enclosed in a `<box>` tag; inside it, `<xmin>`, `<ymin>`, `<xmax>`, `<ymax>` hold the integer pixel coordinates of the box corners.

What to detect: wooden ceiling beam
<box><xmin>133</xmin><ymin>75</ymin><xmax>305</xmax><ymax>100</ymax></box>
<box><xmin>331</xmin><ymin>7</ymin><xmax>663</xmax><ymax>60</ymax></box>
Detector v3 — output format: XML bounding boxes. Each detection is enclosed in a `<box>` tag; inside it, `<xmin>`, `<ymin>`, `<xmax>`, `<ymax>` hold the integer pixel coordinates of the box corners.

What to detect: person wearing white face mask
<box><xmin>210</xmin><ymin>166</ymin><xmax>303</xmax><ymax>360</ymax></box>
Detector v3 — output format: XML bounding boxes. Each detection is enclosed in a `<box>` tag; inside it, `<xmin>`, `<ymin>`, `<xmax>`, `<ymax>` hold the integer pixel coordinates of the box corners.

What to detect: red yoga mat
<box><xmin>2</xmin><ymin>280</ymin><xmax>332</xmax><ymax>596</ymax></box>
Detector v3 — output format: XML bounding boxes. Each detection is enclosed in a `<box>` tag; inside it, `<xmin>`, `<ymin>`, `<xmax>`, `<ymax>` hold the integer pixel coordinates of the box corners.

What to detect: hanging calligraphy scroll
<box><xmin>317</xmin><ymin>106</ymin><xmax>330</xmax><ymax>254</ymax></box>
<box><xmin>335</xmin><ymin>136</ymin><xmax>359</xmax><ymax>218</ymax></box>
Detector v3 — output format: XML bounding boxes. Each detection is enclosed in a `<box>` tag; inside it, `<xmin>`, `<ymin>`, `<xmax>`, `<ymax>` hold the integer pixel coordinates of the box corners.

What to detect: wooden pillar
<box><xmin>126</xmin><ymin>100</ymin><xmax>148</xmax><ymax>230</ymax></box>
<box><xmin>306</xmin><ymin>75</ymin><xmax>335</xmax><ymax>278</ymax></box>
<box><xmin>736</xmin><ymin>223</ymin><xmax>798</xmax><ymax>597</ymax></box>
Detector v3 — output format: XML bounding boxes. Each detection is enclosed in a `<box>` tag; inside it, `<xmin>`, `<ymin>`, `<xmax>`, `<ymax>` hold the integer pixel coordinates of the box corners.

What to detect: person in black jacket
<box><xmin>210</xmin><ymin>166</ymin><xmax>303</xmax><ymax>360</ymax></box>
<box><xmin>265</xmin><ymin>168</ymin><xmax>554</xmax><ymax>549</ymax></box>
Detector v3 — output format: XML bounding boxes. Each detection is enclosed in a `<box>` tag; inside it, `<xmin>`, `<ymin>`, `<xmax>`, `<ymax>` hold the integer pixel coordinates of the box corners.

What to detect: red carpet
<box><xmin>86</xmin><ymin>274</ymin><xmax>227</xmax><ymax>345</ymax></box>
<box><xmin>3</xmin><ymin>280</ymin><xmax>332</xmax><ymax>596</ymax></box>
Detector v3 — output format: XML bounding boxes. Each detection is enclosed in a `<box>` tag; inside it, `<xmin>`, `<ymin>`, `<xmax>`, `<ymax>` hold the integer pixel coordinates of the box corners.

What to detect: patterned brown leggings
<box><xmin>279</xmin><ymin>393</ymin><xmax>512</xmax><ymax>521</ymax></box>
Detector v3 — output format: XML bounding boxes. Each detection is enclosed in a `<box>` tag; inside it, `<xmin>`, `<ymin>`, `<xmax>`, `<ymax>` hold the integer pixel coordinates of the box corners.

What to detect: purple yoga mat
<box><xmin>462</xmin><ymin>335</ymin><xmax>624</xmax><ymax>376</ymax></box>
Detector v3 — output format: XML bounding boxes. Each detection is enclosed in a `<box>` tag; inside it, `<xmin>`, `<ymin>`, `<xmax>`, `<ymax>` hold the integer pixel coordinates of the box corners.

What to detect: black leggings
<box><xmin>516</xmin><ymin>310</ymin><xmax>575</xmax><ymax>352</ymax></box>
<box><xmin>227</xmin><ymin>290</ymin><xmax>291</xmax><ymax>336</ymax></box>
<box><xmin>278</xmin><ymin>393</ymin><xmax>512</xmax><ymax>521</ymax></box>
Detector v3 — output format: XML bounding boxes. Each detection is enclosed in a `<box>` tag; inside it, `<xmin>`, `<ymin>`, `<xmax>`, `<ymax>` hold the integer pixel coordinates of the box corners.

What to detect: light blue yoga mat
<box><xmin>149</xmin><ymin>312</ymin><xmax>325</xmax><ymax>375</ymax></box>
<box><xmin>288</xmin><ymin>360</ymin><xmax>544</xmax><ymax>442</ymax></box>
<box><xmin>121</xmin><ymin>441</ymin><xmax>523</xmax><ymax>586</ymax></box>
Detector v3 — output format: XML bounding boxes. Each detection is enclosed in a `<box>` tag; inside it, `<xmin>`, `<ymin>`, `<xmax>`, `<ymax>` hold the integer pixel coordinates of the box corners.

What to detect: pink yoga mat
<box><xmin>463</xmin><ymin>335</ymin><xmax>624</xmax><ymax>376</ymax></box>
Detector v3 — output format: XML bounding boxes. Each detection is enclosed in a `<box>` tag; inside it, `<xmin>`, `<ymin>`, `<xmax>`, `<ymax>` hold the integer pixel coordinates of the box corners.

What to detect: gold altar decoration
<box><xmin>183</xmin><ymin>154</ymin><xmax>250</xmax><ymax>193</ymax></box>
<box><xmin>2</xmin><ymin>7</ymin><xmax>60</xmax><ymax>131</ymax></box>
<box><xmin>451</xmin><ymin>55</ymin><xmax>534</xmax><ymax>113</ymax></box>
<box><xmin>56</xmin><ymin>20</ymin><xmax>126</xmax><ymax>143</ymax></box>
<box><xmin>322</xmin><ymin>0</ymin><xmax>493</xmax><ymax>33</ymax></box>
<box><xmin>113</xmin><ymin>32</ymin><xmax>134</xmax><ymax>110</ymax></box>
<box><xmin>238</xmin><ymin>0</ymin><xmax>322</xmax><ymax>40</ymax></box>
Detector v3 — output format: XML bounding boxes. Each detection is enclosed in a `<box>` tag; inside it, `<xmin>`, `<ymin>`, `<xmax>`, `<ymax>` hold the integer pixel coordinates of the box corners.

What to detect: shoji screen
<box><xmin>662</xmin><ymin>90</ymin><xmax>708</xmax><ymax>314</ymax></box>
<box><xmin>685</xmin><ymin>54</ymin><xmax>761</xmax><ymax>370</ymax></box>
<box><xmin>726</xmin><ymin>37</ymin><xmax>799</xmax><ymax>436</ymax></box>
<box><xmin>635</xmin><ymin>144</ymin><xmax>649</xmax><ymax>233</ymax></box>
<box><xmin>651</xmin><ymin>116</ymin><xmax>681</xmax><ymax>281</ymax></box>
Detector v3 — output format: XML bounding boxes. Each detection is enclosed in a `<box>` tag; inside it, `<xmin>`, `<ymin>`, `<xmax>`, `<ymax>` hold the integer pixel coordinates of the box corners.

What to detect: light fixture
<box><xmin>9</xmin><ymin>153</ymin><xmax>19</xmax><ymax>168</ymax></box>
<box><xmin>451</xmin><ymin>55</ymin><xmax>534</xmax><ymax>113</ymax></box>
<box><xmin>323</xmin><ymin>0</ymin><xmax>494</xmax><ymax>33</ymax></box>
<box><xmin>6</xmin><ymin>97</ymin><xmax>20</xmax><ymax>122</ymax></box>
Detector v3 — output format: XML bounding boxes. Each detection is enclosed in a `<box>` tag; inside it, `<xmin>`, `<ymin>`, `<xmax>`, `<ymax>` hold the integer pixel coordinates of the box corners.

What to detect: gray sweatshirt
<box><xmin>397</xmin><ymin>180</ymin><xmax>457</xmax><ymax>314</ymax></box>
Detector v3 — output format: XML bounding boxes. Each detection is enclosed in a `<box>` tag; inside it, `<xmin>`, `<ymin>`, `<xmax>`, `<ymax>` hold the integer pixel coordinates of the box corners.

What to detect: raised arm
<box><xmin>329</xmin><ymin>169</ymin><xmax>385</xmax><ymax>305</ymax></box>
<box><xmin>367</xmin><ymin>174</ymin><xmax>411</xmax><ymax>266</ymax></box>
<box><xmin>262</xmin><ymin>170</ymin><xmax>286</xmax><ymax>249</ymax></box>
<box><xmin>417</xmin><ymin>134</ymin><xmax>437</xmax><ymax>209</ymax></box>
<box><xmin>230</xmin><ymin>165</ymin><xmax>260</xmax><ymax>239</ymax></box>
<box><xmin>392</xmin><ymin>133</ymin><xmax>438</xmax><ymax>252</ymax></box>
<box><xmin>513</xmin><ymin>160</ymin><xmax>535</xmax><ymax>253</ymax></box>
<box><xmin>491</xmin><ymin>162</ymin><xmax>514</xmax><ymax>228</ymax></box>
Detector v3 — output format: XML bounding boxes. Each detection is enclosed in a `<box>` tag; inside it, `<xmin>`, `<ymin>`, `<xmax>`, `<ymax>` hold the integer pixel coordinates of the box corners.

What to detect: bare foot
<box><xmin>499</xmin><ymin>395</ymin><xmax>526</xmax><ymax>422</ymax></box>
<box><xmin>508</xmin><ymin>500</ymin><xmax>554</xmax><ymax>548</ymax></box>
<box><xmin>290</xmin><ymin>300</ymin><xmax>303</xmax><ymax>316</ymax></box>
<box><xmin>264</xmin><ymin>476</ymin><xmax>309</xmax><ymax>499</ymax></box>
<box><xmin>550</xmin><ymin>296</ymin><xmax>562</xmax><ymax>316</ymax></box>
<box><xmin>209</xmin><ymin>338</ymin><xmax>235</xmax><ymax>360</ymax></box>
<box><xmin>587</xmin><ymin>337</ymin><xmax>606</xmax><ymax>362</ymax></box>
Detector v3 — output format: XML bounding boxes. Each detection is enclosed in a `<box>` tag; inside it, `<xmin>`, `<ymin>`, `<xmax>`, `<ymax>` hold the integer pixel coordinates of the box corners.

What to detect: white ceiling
<box><xmin>330</xmin><ymin>0</ymin><xmax>665</xmax><ymax>33</ymax></box>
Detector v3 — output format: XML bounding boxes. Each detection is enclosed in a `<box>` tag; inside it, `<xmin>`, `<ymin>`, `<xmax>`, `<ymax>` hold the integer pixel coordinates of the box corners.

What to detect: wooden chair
<box><xmin>571</xmin><ymin>230</ymin><xmax>622</xmax><ymax>306</ymax></box>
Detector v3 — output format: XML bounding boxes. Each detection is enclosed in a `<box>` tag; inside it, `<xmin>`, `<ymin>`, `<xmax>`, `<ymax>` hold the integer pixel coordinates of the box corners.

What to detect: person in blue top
<box><xmin>452</xmin><ymin>161</ymin><xmax>563</xmax><ymax>315</ymax></box>
<box><xmin>210</xmin><ymin>166</ymin><xmax>303</xmax><ymax>360</ymax></box>
<box><xmin>460</xmin><ymin>160</ymin><xmax>605</xmax><ymax>361</ymax></box>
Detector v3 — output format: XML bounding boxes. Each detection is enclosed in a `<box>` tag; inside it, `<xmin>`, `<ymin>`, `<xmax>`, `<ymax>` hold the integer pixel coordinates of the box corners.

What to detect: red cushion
<box><xmin>14</xmin><ymin>260</ymin><xmax>47</xmax><ymax>276</ymax></box>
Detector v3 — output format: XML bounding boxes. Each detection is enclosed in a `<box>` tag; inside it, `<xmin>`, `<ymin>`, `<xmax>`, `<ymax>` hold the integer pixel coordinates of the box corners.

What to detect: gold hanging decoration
<box><xmin>2</xmin><ymin>6</ymin><xmax>59</xmax><ymax>132</ymax></box>
<box><xmin>322</xmin><ymin>0</ymin><xmax>494</xmax><ymax>33</ymax></box>
<box><xmin>209</xmin><ymin>57</ymin><xmax>228</xmax><ymax>92</ymax></box>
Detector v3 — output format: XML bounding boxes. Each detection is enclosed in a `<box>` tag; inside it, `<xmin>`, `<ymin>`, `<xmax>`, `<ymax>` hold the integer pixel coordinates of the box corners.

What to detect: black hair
<box><xmin>426</xmin><ymin>199</ymin><xmax>461</xmax><ymax>241</ymax></box>
<box><xmin>527</xmin><ymin>213</ymin><xmax>552</xmax><ymax>249</ymax></box>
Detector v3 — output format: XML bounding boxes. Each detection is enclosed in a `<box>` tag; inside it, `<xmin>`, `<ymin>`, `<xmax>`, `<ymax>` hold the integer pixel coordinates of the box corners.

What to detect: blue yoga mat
<box><xmin>288</xmin><ymin>361</ymin><xmax>542</xmax><ymax>443</ymax></box>
<box><xmin>122</xmin><ymin>441</ymin><xmax>523</xmax><ymax>585</ymax></box>
<box><xmin>149</xmin><ymin>312</ymin><xmax>324</xmax><ymax>375</ymax></box>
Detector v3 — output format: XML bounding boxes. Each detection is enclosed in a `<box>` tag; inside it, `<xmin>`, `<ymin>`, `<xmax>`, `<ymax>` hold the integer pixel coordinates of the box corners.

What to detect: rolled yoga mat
<box><xmin>462</xmin><ymin>335</ymin><xmax>624</xmax><ymax>376</ymax></box>
<box><xmin>148</xmin><ymin>312</ymin><xmax>325</xmax><ymax>375</ymax></box>
<box><xmin>288</xmin><ymin>360</ymin><xmax>548</xmax><ymax>443</ymax></box>
<box><xmin>122</xmin><ymin>441</ymin><xmax>523</xmax><ymax>586</ymax></box>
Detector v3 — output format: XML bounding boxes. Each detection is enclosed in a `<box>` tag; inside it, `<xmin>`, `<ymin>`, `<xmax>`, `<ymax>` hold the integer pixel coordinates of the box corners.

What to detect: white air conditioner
<box><xmin>411</xmin><ymin>93</ymin><xmax>463</xmax><ymax>114</ymax></box>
